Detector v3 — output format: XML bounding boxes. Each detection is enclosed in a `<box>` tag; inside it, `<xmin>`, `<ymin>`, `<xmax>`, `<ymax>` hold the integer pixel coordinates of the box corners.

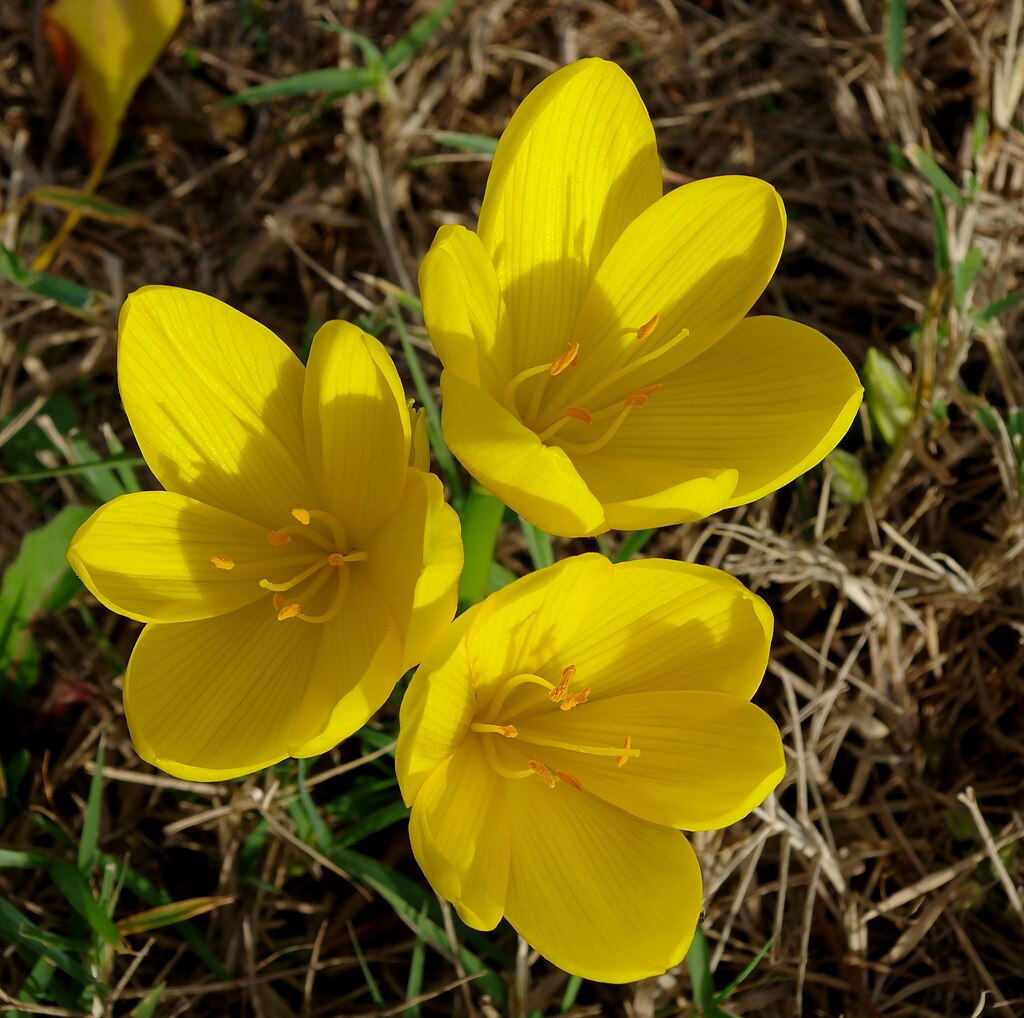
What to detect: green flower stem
<box><xmin>457</xmin><ymin>484</ymin><xmax>506</xmax><ymax>610</ymax></box>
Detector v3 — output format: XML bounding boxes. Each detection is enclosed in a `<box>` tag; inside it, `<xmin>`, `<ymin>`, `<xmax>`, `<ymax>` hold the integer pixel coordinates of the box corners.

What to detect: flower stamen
<box><xmin>617</xmin><ymin>735</ymin><xmax>634</xmax><ymax>768</ymax></box>
<box><xmin>211</xmin><ymin>555</ymin><xmax>235</xmax><ymax>570</ymax></box>
<box><xmin>503</xmin><ymin>343</ymin><xmax>580</xmax><ymax>417</ymax></box>
<box><xmin>277</xmin><ymin>601</ymin><xmax>301</xmax><ymax>621</ymax></box>
<box><xmin>548</xmin><ymin>666</ymin><xmax>589</xmax><ymax>710</ymax></box>
<box><xmin>554</xmin><ymin>322</ymin><xmax>687</xmax><ymax>414</ymax></box>
<box><xmin>548</xmin><ymin>666</ymin><xmax>576</xmax><ymax>704</ymax></box>
<box><xmin>259</xmin><ymin>508</ymin><xmax>365</xmax><ymax>623</ymax></box>
<box><xmin>259</xmin><ymin>557</ymin><xmax>333</xmax><ymax>593</ymax></box>
<box><xmin>634</xmin><ymin>314</ymin><xmax>660</xmax><ymax>342</ymax></box>
<box><xmin>470</xmin><ymin>722</ymin><xmax>519</xmax><ymax>738</ymax></box>
<box><xmin>482</xmin><ymin>672</ymin><xmax>556</xmax><ymax>724</ymax></box>
<box><xmin>559</xmin><ymin>687</ymin><xmax>590</xmax><ymax>711</ymax></box>
<box><xmin>549</xmin><ymin>342</ymin><xmax>580</xmax><ymax>375</ymax></box>
<box><xmin>553</xmin><ymin>400</ymin><xmax>633</xmax><ymax>455</ymax></box>
<box><xmin>513</xmin><ymin>726</ymin><xmax>639</xmax><ymax>760</ymax></box>
<box><xmin>556</xmin><ymin>769</ymin><xmax>583</xmax><ymax>790</ymax></box>
<box><xmin>529</xmin><ymin>760</ymin><xmax>557</xmax><ymax>788</ymax></box>
<box><xmin>473</xmin><ymin>668</ymin><xmax>638</xmax><ymax>783</ymax></box>
<box><xmin>480</xmin><ymin>737</ymin><xmax>534</xmax><ymax>779</ymax></box>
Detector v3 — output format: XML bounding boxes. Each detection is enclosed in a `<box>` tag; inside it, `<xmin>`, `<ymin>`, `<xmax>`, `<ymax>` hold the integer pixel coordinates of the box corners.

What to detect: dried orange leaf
<box><xmin>44</xmin><ymin>0</ymin><xmax>184</xmax><ymax>170</ymax></box>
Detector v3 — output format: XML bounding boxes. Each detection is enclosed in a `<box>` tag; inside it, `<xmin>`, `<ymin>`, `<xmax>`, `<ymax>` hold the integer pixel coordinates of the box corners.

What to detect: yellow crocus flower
<box><xmin>396</xmin><ymin>553</ymin><xmax>785</xmax><ymax>982</ymax></box>
<box><xmin>68</xmin><ymin>286</ymin><xmax>462</xmax><ymax>781</ymax></box>
<box><xmin>420</xmin><ymin>58</ymin><xmax>863</xmax><ymax>536</ymax></box>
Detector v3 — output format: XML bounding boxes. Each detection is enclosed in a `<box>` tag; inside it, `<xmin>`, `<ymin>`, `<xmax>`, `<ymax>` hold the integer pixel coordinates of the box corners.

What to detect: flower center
<box><xmin>470</xmin><ymin>665</ymin><xmax>639</xmax><ymax>791</ymax></box>
<box><xmin>501</xmin><ymin>315</ymin><xmax>688</xmax><ymax>456</ymax></box>
<box><xmin>210</xmin><ymin>507</ymin><xmax>367</xmax><ymax>624</ymax></box>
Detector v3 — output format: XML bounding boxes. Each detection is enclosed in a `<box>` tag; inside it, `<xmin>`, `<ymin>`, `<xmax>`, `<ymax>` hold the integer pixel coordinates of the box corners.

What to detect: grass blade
<box><xmin>886</xmin><ymin>0</ymin><xmax>907</xmax><ymax>73</ymax></box>
<box><xmin>519</xmin><ymin>517</ymin><xmax>554</xmax><ymax>569</ymax></box>
<box><xmin>47</xmin><ymin>858</ymin><xmax>121</xmax><ymax>947</ymax></box>
<box><xmin>912</xmin><ymin>146</ymin><xmax>968</xmax><ymax>209</ymax></box>
<box><xmin>225</xmin><ymin>66</ymin><xmax>377</xmax><ymax>105</ymax></box>
<box><xmin>382</xmin><ymin>0</ymin><xmax>458</xmax><ymax>71</ymax></box>
<box><xmin>613</xmin><ymin>528</ymin><xmax>656</xmax><ymax>562</ymax></box>
<box><xmin>349</xmin><ymin>921</ymin><xmax>385</xmax><ymax>1006</ymax></box>
<box><xmin>714</xmin><ymin>935</ymin><xmax>776</xmax><ymax>1003</ymax></box>
<box><xmin>686</xmin><ymin>928</ymin><xmax>715</xmax><ymax>1011</ymax></box>
<box><xmin>77</xmin><ymin>738</ymin><xmax>104</xmax><ymax>871</ymax></box>
<box><xmin>431</xmin><ymin>130</ymin><xmax>497</xmax><ymax>155</ymax></box>
<box><xmin>117</xmin><ymin>896</ymin><xmax>235</xmax><ymax>936</ymax></box>
<box><xmin>0</xmin><ymin>897</ymin><xmax>97</xmax><ymax>987</ymax></box>
<box><xmin>403</xmin><ymin>900</ymin><xmax>429</xmax><ymax>1017</ymax></box>
<box><xmin>129</xmin><ymin>983</ymin><xmax>165</xmax><ymax>1018</ymax></box>
<box><xmin>0</xmin><ymin>243</ymin><xmax>102</xmax><ymax>313</ymax></box>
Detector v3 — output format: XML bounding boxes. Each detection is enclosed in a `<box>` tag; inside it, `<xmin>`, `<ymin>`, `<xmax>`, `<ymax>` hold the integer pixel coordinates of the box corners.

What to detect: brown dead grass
<box><xmin>2</xmin><ymin>0</ymin><xmax>1024</xmax><ymax>1015</ymax></box>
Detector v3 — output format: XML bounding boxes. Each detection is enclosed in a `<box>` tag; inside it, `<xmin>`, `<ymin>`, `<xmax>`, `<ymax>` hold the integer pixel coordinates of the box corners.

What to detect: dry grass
<box><xmin>2</xmin><ymin>0</ymin><xmax>1024</xmax><ymax>1014</ymax></box>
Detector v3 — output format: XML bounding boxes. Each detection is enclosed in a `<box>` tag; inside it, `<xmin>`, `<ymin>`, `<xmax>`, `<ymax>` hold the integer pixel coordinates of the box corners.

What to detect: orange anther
<box><xmin>550</xmin><ymin>343</ymin><xmax>580</xmax><ymax>376</ymax></box>
<box><xmin>498</xmin><ymin>724</ymin><xmax>518</xmax><ymax>738</ymax></box>
<box><xmin>267</xmin><ymin>530</ymin><xmax>291</xmax><ymax>546</ymax></box>
<box><xmin>559</xmin><ymin>687</ymin><xmax>590</xmax><ymax>711</ymax></box>
<box><xmin>635</xmin><ymin>314</ymin><xmax>660</xmax><ymax>342</ymax></box>
<box><xmin>563</xmin><ymin>406</ymin><xmax>592</xmax><ymax>425</ymax></box>
<box><xmin>291</xmin><ymin>508</ymin><xmax>311</xmax><ymax>525</ymax></box>
<box><xmin>556</xmin><ymin>770</ymin><xmax>583</xmax><ymax>791</ymax></box>
<box><xmin>277</xmin><ymin>602</ymin><xmax>302</xmax><ymax>621</ymax></box>
<box><xmin>210</xmin><ymin>555</ymin><xmax>235</xmax><ymax>570</ymax></box>
<box><xmin>549</xmin><ymin>672</ymin><xmax>571</xmax><ymax>703</ymax></box>
<box><xmin>272</xmin><ymin>594</ymin><xmax>285</xmax><ymax>611</ymax></box>
<box><xmin>624</xmin><ymin>383</ymin><xmax>662</xmax><ymax>409</ymax></box>
<box><xmin>528</xmin><ymin>760</ymin><xmax>557</xmax><ymax>788</ymax></box>
<box><xmin>327</xmin><ymin>553</ymin><xmax>345</xmax><ymax>566</ymax></box>
<box><xmin>617</xmin><ymin>735</ymin><xmax>633</xmax><ymax>768</ymax></box>
<box><xmin>561</xmin><ymin>665</ymin><xmax>576</xmax><ymax>682</ymax></box>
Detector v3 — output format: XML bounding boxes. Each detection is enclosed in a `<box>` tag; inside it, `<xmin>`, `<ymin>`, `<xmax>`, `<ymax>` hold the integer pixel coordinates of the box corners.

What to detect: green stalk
<box><xmin>457</xmin><ymin>484</ymin><xmax>505</xmax><ymax>610</ymax></box>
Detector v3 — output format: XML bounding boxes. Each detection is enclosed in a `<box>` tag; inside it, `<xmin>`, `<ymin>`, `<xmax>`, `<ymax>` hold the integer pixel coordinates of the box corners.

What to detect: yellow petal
<box><xmin>396</xmin><ymin>609</ymin><xmax>480</xmax><ymax>804</ymax></box>
<box><xmin>504</xmin><ymin>779</ymin><xmax>702</xmax><ymax>981</ymax></box>
<box><xmin>362</xmin><ymin>469</ymin><xmax>462</xmax><ymax>671</ymax></box>
<box><xmin>124</xmin><ymin>600</ymin><xmax>319</xmax><ymax>781</ymax></box>
<box><xmin>561</xmin><ymin>559</ymin><xmax>772</xmax><ymax>701</ymax></box>
<box><xmin>441</xmin><ymin>371</ymin><xmax>606</xmax><ymax>537</ymax></box>
<box><xmin>617</xmin><ymin>316</ymin><xmax>861</xmax><ymax>506</ymax></box>
<box><xmin>303</xmin><ymin>321</ymin><xmax>410</xmax><ymax>546</ymax></box>
<box><xmin>419</xmin><ymin>225</ymin><xmax>514</xmax><ymax>398</ymax></box>
<box><xmin>118</xmin><ymin>287</ymin><xmax>314</xmax><ymax>529</ymax></box>
<box><xmin>67</xmin><ymin>491</ymin><xmax>277</xmax><ymax>623</ymax></box>
<box><xmin>288</xmin><ymin>573</ymin><xmax>404</xmax><ymax>757</ymax></box>
<box><xmin>561</xmin><ymin>177</ymin><xmax>786</xmax><ymax>406</ymax></box>
<box><xmin>576</xmin><ymin>457</ymin><xmax>739</xmax><ymax>531</ymax></box>
<box><xmin>408</xmin><ymin>738</ymin><xmax>511</xmax><ymax>930</ymax></box>
<box><xmin>520</xmin><ymin>691</ymin><xmax>785</xmax><ymax>830</ymax></box>
<box><xmin>477</xmin><ymin>58</ymin><xmax>662</xmax><ymax>373</ymax></box>
<box><xmin>45</xmin><ymin>0</ymin><xmax>183</xmax><ymax>168</ymax></box>
<box><xmin>464</xmin><ymin>554</ymin><xmax>613</xmax><ymax>694</ymax></box>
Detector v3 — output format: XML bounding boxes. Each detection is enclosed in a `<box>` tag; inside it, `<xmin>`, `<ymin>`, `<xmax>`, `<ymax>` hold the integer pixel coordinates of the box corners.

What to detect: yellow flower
<box><xmin>396</xmin><ymin>553</ymin><xmax>784</xmax><ymax>982</ymax></box>
<box><xmin>67</xmin><ymin>286</ymin><xmax>462</xmax><ymax>781</ymax></box>
<box><xmin>419</xmin><ymin>58</ymin><xmax>863</xmax><ymax>537</ymax></box>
